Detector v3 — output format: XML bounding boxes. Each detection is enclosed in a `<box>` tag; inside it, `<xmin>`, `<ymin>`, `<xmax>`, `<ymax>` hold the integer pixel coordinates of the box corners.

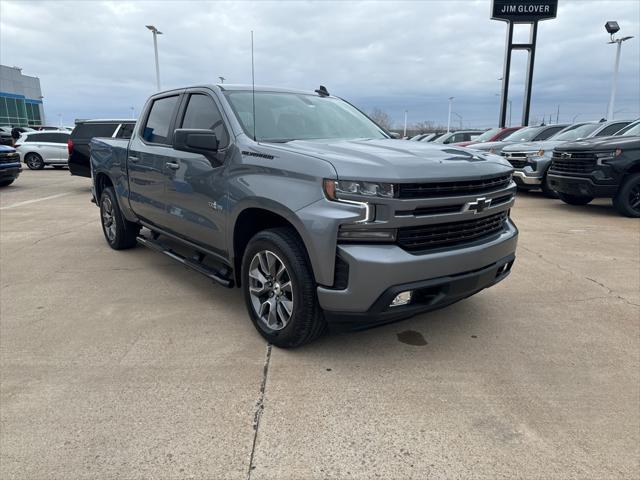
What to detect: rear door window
<box><xmin>49</xmin><ymin>133</ymin><xmax>70</xmax><ymax>143</ymax></box>
<box><xmin>596</xmin><ymin>122</ymin><xmax>629</xmax><ymax>137</ymax></box>
<box><xmin>535</xmin><ymin>126</ymin><xmax>564</xmax><ymax>140</ymax></box>
<box><xmin>116</xmin><ymin>123</ymin><xmax>135</xmax><ymax>139</ymax></box>
<box><xmin>71</xmin><ymin>123</ymin><xmax>119</xmax><ymax>140</ymax></box>
<box><xmin>143</xmin><ymin>96</ymin><xmax>179</xmax><ymax>144</ymax></box>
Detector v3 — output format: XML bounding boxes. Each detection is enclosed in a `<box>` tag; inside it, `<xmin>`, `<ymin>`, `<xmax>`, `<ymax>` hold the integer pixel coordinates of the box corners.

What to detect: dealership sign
<box><xmin>491</xmin><ymin>0</ymin><xmax>558</xmax><ymax>22</ymax></box>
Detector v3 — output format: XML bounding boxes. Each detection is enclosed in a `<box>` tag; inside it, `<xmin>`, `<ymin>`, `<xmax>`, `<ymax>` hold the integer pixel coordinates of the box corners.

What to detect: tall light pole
<box><xmin>146</xmin><ymin>25</ymin><xmax>163</xmax><ymax>91</ymax></box>
<box><xmin>403</xmin><ymin>110</ymin><xmax>408</xmax><ymax>138</ymax></box>
<box><xmin>447</xmin><ymin>97</ymin><xmax>454</xmax><ymax>133</ymax></box>
<box><xmin>605</xmin><ymin>21</ymin><xmax>633</xmax><ymax>120</ymax></box>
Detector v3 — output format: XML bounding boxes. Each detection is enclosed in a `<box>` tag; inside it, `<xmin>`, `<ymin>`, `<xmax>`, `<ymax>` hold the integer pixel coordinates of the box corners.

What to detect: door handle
<box><xmin>128</xmin><ymin>155</ymin><xmax>139</xmax><ymax>163</ymax></box>
<box><xmin>166</xmin><ymin>161</ymin><xmax>180</xmax><ymax>170</ymax></box>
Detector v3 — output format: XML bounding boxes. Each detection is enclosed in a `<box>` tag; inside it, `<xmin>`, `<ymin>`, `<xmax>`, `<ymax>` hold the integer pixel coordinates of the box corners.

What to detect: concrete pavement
<box><xmin>1</xmin><ymin>169</ymin><xmax>638</xmax><ymax>479</ymax></box>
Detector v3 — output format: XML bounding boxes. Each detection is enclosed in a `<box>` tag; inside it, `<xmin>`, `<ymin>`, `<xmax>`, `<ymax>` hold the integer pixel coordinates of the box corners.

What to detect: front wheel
<box><xmin>241</xmin><ymin>227</ymin><xmax>326</xmax><ymax>348</ymax></box>
<box><xmin>25</xmin><ymin>153</ymin><xmax>44</xmax><ymax>170</ymax></box>
<box><xmin>99</xmin><ymin>187</ymin><xmax>140</xmax><ymax>249</ymax></box>
<box><xmin>613</xmin><ymin>173</ymin><xmax>640</xmax><ymax>218</ymax></box>
<box><xmin>557</xmin><ymin>192</ymin><xmax>593</xmax><ymax>206</ymax></box>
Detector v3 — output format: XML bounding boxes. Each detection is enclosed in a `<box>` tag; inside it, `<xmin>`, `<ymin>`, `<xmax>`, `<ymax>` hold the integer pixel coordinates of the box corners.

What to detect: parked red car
<box><xmin>454</xmin><ymin>126</ymin><xmax>522</xmax><ymax>147</ymax></box>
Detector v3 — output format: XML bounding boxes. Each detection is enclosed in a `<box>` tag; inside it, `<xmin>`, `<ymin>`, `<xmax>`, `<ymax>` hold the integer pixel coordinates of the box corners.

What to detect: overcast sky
<box><xmin>1</xmin><ymin>0</ymin><xmax>638</xmax><ymax>128</ymax></box>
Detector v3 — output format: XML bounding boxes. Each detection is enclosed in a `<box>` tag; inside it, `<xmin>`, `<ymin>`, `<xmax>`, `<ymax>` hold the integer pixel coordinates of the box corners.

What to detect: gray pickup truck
<box><xmin>90</xmin><ymin>84</ymin><xmax>518</xmax><ymax>347</ymax></box>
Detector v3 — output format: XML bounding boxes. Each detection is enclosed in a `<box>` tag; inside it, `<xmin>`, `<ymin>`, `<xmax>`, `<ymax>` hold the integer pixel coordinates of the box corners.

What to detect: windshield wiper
<box><xmin>260</xmin><ymin>138</ymin><xmax>296</xmax><ymax>143</ymax></box>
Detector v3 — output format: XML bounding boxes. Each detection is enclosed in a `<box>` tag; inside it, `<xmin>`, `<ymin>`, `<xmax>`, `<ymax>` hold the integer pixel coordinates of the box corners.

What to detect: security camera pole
<box><xmin>146</xmin><ymin>25</ymin><xmax>163</xmax><ymax>91</ymax></box>
<box><xmin>605</xmin><ymin>21</ymin><xmax>633</xmax><ymax>120</ymax></box>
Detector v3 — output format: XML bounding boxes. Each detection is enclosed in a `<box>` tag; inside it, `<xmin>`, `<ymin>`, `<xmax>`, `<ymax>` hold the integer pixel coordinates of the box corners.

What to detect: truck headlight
<box><xmin>526</xmin><ymin>149</ymin><xmax>545</xmax><ymax>159</ymax></box>
<box><xmin>595</xmin><ymin>149</ymin><xmax>622</xmax><ymax>165</ymax></box>
<box><xmin>323</xmin><ymin>179</ymin><xmax>396</xmax><ymax>200</ymax></box>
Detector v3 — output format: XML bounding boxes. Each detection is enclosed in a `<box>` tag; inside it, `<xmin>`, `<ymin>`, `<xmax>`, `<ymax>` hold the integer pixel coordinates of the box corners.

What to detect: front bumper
<box><xmin>318</xmin><ymin>218</ymin><xmax>518</xmax><ymax>321</ymax></box>
<box><xmin>0</xmin><ymin>163</ymin><xmax>22</xmax><ymax>180</ymax></box>
<box><xmin>324</xmin><ymin>254</ymin><xmax>515</xmax><ymax>329</ymax></box>
<box><xmin>547</xmin><ymin>173</ymin><xmax>618</xmax><ymax>197</ymax></box>
<box><xmin>513</xmin><ymin>170</ymin><xmax>542</xmax><ymax>186</ymax></box>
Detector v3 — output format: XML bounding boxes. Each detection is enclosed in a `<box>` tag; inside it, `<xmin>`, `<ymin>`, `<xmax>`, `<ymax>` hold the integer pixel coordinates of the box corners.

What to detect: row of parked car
<box><xmin>1</xmin><ymin>115</ymin><xmax>638</xmax><ymax>217</ymax></box>
<box><xmin>0</xmin><ymin>119</ymin><xmax>136</xmax><ymax>186</ymax></box>
<box><xmin>409</xmin><ymin>119</ymin><xmax>640</xmax><ymax>217</ymax></box>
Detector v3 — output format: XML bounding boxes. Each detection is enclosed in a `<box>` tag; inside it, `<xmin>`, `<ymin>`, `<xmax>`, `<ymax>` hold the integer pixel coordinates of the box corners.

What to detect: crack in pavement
<box><xmin>247</xmin><ymin>343</ymin><xmax>272</xmax><ymax>480</ymax></box>
<box><xmin>519</xmin><ymin>245</ymin><xmax>640</xmax><ymax>308</ymax></box>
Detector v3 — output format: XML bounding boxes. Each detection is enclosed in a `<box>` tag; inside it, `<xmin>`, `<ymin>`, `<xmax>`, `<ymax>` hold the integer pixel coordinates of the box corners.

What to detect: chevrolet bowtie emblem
<box><xmin>464</xmin><ymin>197</ymin><xmax>492</xmax><ymax>214</ymax></box>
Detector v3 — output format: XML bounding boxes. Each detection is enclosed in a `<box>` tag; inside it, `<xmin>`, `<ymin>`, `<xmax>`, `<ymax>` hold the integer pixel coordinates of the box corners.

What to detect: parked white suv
<box><xmin>15</xmin><ymin>131</ymin><xmax>71</xmax><ymax>169</ymax></box>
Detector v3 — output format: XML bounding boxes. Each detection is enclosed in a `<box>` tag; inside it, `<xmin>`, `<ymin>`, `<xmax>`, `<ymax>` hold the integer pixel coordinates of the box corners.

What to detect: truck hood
<box><xmin>270</xmin><ymin>138</ymin><xmax>513</xmax><ymax>182</ymax></box>
<box><xmin>554</xmin><ymin>135</ymin><xmax>640</xmax><ymax>152</ymax></box>
<box><xmin>468</xmin><ymin>141</ymin><xmax>508</xmax><ymax>152</ymax></box>
<box><xmin>502</xmin><ymin>140</ymin><xmax>565</xmax><ymax>153</ymax></box>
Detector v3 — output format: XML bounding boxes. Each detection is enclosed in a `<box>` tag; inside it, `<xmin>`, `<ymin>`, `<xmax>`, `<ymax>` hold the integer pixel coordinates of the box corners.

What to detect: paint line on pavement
<box><xmin>0</xmin><ymin>192</ymin><xmax>72</xmax><ymax>210</ymax></box>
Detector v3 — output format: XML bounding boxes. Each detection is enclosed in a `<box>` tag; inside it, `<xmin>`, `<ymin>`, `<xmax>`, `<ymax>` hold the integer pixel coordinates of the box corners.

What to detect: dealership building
<box><xmin>0</xmin><ymin>65</ymin><xmax>45</xmax><ymax>126</ymax></box>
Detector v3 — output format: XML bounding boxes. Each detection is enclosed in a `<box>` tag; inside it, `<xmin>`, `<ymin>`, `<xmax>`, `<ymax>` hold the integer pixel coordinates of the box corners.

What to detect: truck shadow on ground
<box><xmin>516</xmin><ymin>189</ymin><xmax>619</xmax><ymax>218</ymax></box>
<box><xmin>133</xmin><ymin>234</ymin><xmax>497</xmax><ymax>355</ymax></box>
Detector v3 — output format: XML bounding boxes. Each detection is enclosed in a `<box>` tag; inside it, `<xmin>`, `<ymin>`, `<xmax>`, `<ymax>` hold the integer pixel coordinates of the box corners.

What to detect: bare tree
<box><xmin>369</xmin><ymin>108</ymin><xmax>393</xmax><ymax>130</ymax></box>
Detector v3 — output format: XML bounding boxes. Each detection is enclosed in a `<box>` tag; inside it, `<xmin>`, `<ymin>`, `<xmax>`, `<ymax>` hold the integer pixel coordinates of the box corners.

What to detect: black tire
<box><xmin>25</xmin><ymin>153</ymin><xmax>45</xmax><ymax>170</ymax></box>
<box><xmin>99</xmin><ymin>187</ymin><xmax>140</xmax><ymax>250</ymax></box>
<box><xmin>613</xmin><ymin>173</ymin><xmax>640</xmax><ymax>218</ymax></box>
<box><xmin>241</xmin><ymin>227</ymin><xmax>326</xmax><ymax>348</ymax></box>
<box><xmin>557</xmin><ymin>192</ymin><xmax>593</xmax><ymax>206</ymax></box>
<box><xmin>541</xmin><ymin>171</ymin><xmax>559</xmax><ymax>198</ymax></box>
<box><xmin>0</xmin><ymin>179</ymin><xmax>14</xmax><ymax>187</ymax></box>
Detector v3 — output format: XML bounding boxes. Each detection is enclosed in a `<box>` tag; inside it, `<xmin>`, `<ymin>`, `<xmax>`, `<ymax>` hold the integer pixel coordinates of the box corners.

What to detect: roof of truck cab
<box><xmin>211</xmin><ymin>84</ymin><xmax>329</xmax><ymax>96</ymax></box>
<box><xmin>75</xmin><ymin>119</ymin><xmax>136</xmax><ymax>124</ymax></box>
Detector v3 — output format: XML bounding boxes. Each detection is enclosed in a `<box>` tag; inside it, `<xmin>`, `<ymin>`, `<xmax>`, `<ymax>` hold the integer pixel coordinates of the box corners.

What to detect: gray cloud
<box><xmin>1</xmin><ymin>0</ymin><xmax>638</xmax><ymax>127</ymax></box>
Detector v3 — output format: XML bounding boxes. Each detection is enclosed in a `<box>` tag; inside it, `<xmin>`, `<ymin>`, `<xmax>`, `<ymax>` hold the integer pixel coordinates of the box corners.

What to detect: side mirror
<box><xmin>173</xmin><ymin>129</ymin><xmax>219</xmax><ymax>155</ymax></box>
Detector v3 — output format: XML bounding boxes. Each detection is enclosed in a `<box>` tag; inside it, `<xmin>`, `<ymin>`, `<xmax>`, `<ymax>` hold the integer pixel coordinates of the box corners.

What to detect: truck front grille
<box><xmin>398</xmin><ymin>174</ymin><xmax>511</xmax><ymax>199</ymax></box>
<box><xmin>503</xmin><ymin>152</ymin><xmax>528</xmax><ymax>169</ymax></box>
<box><xmin>397</xmin><ymin>211</ymin><xmax>508</xmax><ymax>252</ymax></box>
<box><xmin>550</xmin><ymin>151</ymin><xmax>597</xmax><ymax>174</ymax></box>
<box><xmin>0</xmin><ymin>152</ymin><xmax>19</xmax><ymax>164</ymax></box>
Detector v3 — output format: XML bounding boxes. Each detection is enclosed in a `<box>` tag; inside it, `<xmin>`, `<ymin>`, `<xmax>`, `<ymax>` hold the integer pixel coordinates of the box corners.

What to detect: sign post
<box><xmin>491</xmin><ymin>0</ymin><xmax>558</xmax><ymax>127</ymax></box>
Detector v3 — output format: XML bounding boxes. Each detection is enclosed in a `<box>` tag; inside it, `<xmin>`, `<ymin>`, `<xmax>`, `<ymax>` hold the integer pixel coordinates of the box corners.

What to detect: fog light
<box><xmin>390</xmin><ymin>291</ymin><xmax>413</xmax><ymax>307</ymax></box>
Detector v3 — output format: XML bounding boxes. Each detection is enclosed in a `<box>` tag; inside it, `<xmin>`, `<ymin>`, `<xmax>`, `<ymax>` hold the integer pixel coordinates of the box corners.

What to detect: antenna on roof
<box><xmin>251</xmin><ymin>30</ymin><xmax>256</xmax><ymax>142</ymax></box>
<box><xmin>315</xmin><ymin>85</ymin><xmax>330</xmax><ymax>97</ymax></box>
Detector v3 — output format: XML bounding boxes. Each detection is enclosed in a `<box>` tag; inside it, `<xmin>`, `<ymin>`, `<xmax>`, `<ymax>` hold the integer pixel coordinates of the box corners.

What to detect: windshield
<box><xmin>502</xmin><ymin>126</ymin><xmax>546</xmax><ymax>142</ymax></box>
<box><xmin>551</xmin><ymin>123</ymin><xmax>600</xmax><ymax>141</ymax></box>
<box><xmin>616</xmin><ymin>121</ymin><xmax>640</xmax><ymax>137</ymax></box>
<box><xmin>473</xmin><ymin>128</ymin><xmax>502</xmax><ymax>143</ymax></box>
<box><xmin>224</xmin><ymin>91</ymin><xmax>387</xmax><ymax>142</ymax></box>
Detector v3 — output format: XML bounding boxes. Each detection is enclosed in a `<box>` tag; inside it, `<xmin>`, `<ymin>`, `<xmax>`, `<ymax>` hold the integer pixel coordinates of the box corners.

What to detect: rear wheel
<box><xmin>241</xmin><ymin>227</ymin><xmax>326</xmax><ymax>348</ymax></box>
<box><xmin>99</xmin><ymin>187</ymin><xmax>140</xmax><ymax>249</ymax></box>
<box><xmin>557</xmin><ymin>192</ymin><xmax>593</xmax><ymax>206</ymax></box>
<box><xmin>25</xmin><ymin>153</ymin><xmax>44</xmax><ymax>170</ymax></box>
<box><xmin>0</xmin><ymin>179</ymin><xmax>14</xmax><ymax>187</ymax></box>
<box><xmin>613</xmin><ymin>173</ymin><xmax>640</xmax><ymax>218</ymax></box>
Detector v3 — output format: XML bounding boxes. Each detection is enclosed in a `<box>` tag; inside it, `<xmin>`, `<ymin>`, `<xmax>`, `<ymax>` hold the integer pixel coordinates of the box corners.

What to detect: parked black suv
<box><xmin>68</xmin><ymin>119</ymin><xmax>135</xmax><ymax>177</ymax></box>
<box><xmin>548</xmin><ymin>120</ymin><xmax>640</xmax><ymax>217</ymax></box>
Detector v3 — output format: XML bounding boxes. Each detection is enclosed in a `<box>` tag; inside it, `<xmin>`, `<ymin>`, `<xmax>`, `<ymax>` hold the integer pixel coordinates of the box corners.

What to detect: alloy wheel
<box><xmin>248</xmin><ymin>250</ymin><xmax>294</xmax><ymax>331</ymax></box>
<box><xmin>101</xmin><ymin>196</ymin><xmax>116</xmax><ymax>242</ymax></box>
